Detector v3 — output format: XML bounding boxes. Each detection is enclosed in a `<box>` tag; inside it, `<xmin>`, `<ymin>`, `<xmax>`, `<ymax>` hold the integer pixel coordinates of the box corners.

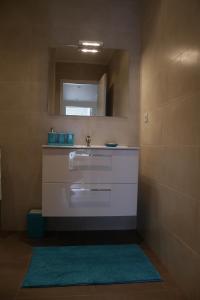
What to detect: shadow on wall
<box><xmin>137</xmin><ymin>176</ymin><xmax>162</xmax><ymax>251</ymax></box>
<box><xmin>141</xmin><ymin>0</ymin><xmax>163</xmax><ymax>51</ymax></box>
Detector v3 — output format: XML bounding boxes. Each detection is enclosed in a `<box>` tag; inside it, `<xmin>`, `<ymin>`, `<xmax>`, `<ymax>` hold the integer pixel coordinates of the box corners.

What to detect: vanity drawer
<box><xmin>42</xmin><ymin>149</ymin><xmax>139</xmax><ymax>183</ymax></box>
<box><xmin>42</xmin><ymin>183</ymin><xmax>138</xmax><ymax>217</ymax></box>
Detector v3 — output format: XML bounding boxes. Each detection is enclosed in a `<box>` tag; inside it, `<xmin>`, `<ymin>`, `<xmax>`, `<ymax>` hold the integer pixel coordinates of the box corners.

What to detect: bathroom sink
<box><xmin>75</xmin><ymin>145</ymin><xmax>107</xmax><ymax>148</ymax></box>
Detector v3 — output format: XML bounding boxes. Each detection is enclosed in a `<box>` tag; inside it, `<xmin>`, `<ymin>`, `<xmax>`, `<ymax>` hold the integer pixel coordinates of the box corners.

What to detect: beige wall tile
<box><xmin>140</xmin><ymin>146</ymin><xmax>165</xmax><ymax>184</ymax></box>
<box><xmin>163</xmin><ymin>146</ymin><xmax>200</xmax><ymax>200</ymax></box>
<box><xmin>140</xmin><ymin>107</ymin><xmax>164</xmax><ymax>145</ymax></box>
<box><xmin>166</xmin><ymin>51</ymin><xmax>200</xmax><ymax>101</ymax></box>
<box><xmin>154</xmin><ymin>183</ymin><xmax>198</xmax><ymax>255</ymax></box>
<box><xmin>1</xmin><ymin>143</ymin><xmax>43</xmax><ymax>230</ymax></box>
<box><xmin>141</xmin><ymin>0</ymin><xmax>163</xmax><ymax>26</ymax></box>
<box><xmin>162</xmin><ymin>95</ymin><xmax>200</xmax><ymax>146</ymax></box>
<box><xmin>140</xmin><ymin>0</ymin><xmax>200</xmax><ymax>298</ymax></box>
<box><xmin>0</xmin><ymin>83</ymin><xmax>47</xmax><ymax>112</ymax></box>
<box><xmin>159</xmin><ymin>230</ymin><xmax>200</xmax><ymax>300</ymax></box>
<box><xmin>162</xmin><ymin>0</ymin><xmax>200</xmax><ymax>58</ymax></box>
<box><xmin>138</xmin><ymin>178</ymin><xmax>198</xmax><ymax>257</ymax></box>
<box><xmin>140</xmin><ymin>67</ymin><xmax>168</xmax><ymax>112</ymax></box>
<box><xmin>197</xmin><ymin>200</ymin><xmax>200</xmax><ymax>255</ymax></box>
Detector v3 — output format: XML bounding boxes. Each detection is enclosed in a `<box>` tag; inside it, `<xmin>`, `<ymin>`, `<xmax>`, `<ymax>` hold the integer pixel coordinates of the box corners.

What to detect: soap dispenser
<box><xmin>48</xmin><ymin>128</ymin><xmax>57</xmax><ymax>144</ymax></box>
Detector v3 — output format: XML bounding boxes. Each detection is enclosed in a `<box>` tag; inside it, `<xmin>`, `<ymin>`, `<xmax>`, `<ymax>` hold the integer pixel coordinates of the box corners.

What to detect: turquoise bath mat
<box><xmin>22</xmin><ymin>244</ymin><xmax>161</xmax><ymax>288</ymax></box>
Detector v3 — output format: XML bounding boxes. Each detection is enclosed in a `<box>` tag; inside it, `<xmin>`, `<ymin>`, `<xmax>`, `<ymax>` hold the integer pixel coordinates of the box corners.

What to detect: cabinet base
<box><xmin>46</xmin><ymin>216</ymin><xmax>137</xmax><ymax>231</ymax></box>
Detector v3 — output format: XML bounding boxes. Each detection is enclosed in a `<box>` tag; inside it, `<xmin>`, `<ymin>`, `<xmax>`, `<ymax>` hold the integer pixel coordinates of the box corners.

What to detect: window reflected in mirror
<box><xmin>48</xmin><ymin>46</ymin><xmax>129</xmax><ymax>117</ymax></box>
<box><xmin>61</xmin><ymin>81</ymin><xmax>100</xmax><ymax>116</ymax></box>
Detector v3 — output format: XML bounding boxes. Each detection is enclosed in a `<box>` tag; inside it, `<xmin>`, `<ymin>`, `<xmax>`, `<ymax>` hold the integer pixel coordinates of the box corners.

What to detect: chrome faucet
<box><xmin>86</xmin><ymin>135</ymin><xmax>91</xmax><ymax>147</ymax></box>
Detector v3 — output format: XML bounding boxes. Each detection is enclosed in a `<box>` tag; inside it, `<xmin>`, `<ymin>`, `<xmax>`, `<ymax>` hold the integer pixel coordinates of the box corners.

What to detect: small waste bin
<box><xmin>27</xmin><ymin>209</ymin><xmax>45</xmax><ymax>239</ymax></box>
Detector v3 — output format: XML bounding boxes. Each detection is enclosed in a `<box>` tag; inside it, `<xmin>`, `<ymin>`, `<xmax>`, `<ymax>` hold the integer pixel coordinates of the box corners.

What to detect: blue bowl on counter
<box><xmin>105</xmin><ymin>143</ymin><xmax>118</xmax><ymax>147</ymax></box>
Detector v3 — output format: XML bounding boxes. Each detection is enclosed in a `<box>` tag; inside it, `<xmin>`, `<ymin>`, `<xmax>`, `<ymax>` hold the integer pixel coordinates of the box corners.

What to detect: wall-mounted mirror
<box><xmin>48</xmin><ymin>46</ymin><xmax>130</xmax><ymax>117</ymax></box>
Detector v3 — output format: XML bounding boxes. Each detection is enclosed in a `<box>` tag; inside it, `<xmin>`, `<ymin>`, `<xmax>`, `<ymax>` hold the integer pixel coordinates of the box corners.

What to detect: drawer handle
<box><xmin>69</xmin><ymin>151</ymin><xmax>111</xmax><ymax>158</ymax></box>
<box><xmin>91</xmin><ymin>188</ymin><xmax>111</xmax><ymax>192</ymax></box>
<box><xmin>89</xmin><ymin>154</ymin><xmax>111</xmax><ymax>158</ymax></box>
<box><xmin>70</xmin><ymin>188</ymin><xmax>111</xmax><ymax>192</ymax></box>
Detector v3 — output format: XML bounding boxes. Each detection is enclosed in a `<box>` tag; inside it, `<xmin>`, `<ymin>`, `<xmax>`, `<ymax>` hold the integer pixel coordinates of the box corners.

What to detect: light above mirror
<box><xmin>81</xmin><ymin>49</ymin><xmax>99</xmax><ymax>53</ymax></box>
<box><xmin>79</xmin><ymin>40</ymin><xmax>103</xmax><ymax>47</ymax></box>
<box><xmin>78</xmin><ymin>40</ymin><xmax>103</xmax><ymax>54</ymax></box>
<box><xmin>48</xmin><ymin>45</ymin><xmax>130</xmax><ymax>117</ymax></box>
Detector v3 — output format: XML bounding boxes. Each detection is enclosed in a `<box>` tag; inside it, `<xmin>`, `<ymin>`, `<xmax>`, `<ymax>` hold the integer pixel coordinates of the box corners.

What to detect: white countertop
<box><xmin>42</xmin><ymin>145</ymin><xmax>140</xmax><ymax>150</ymax></box>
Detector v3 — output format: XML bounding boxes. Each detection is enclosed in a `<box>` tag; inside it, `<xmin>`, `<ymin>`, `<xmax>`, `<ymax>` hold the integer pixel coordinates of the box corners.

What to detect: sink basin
<box><xmin>74</xmin><ymin>144</ymin><xmax>119</xmax><ymax>148</ymax></box>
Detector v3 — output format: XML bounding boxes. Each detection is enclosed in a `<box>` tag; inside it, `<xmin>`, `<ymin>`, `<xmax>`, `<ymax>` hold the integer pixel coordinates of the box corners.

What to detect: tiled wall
<box><xmin>0</xmin><ymin>0</ymin><xmax>140</xmax><ymax>230</ymax></box>
<box><xmin>108</xmin><ymin>50</ymin><xmax>129</xmax><ymax>117</ymax></box>
<box><xmin>139</xmin><ymin>0</ymin><xmax>200</xmax><ymax>299</ymax></box>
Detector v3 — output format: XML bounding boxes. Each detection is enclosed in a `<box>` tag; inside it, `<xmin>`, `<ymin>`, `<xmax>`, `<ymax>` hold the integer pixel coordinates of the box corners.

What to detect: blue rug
<box><xmin>22</xmin><ymin>244</ymin><xmax>161</xmax><ymax>288</ymax></box>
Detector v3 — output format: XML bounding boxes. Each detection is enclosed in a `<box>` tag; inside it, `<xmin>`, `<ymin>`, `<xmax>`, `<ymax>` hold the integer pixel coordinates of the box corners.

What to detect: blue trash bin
<box><xmin>27</xmin><ymin>209</ymin><xmax>45</xmax><ymax>239</ymax></box>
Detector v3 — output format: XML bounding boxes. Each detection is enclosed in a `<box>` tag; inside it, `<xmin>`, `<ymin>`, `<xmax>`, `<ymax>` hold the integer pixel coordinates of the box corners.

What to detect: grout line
<box><xmin>140</xmin><ymin>89</ymin><xmax>200</xmax><ymax>114</ymax></box>
<box><xmin>168</xmin><ymin>231</ymin><xmax>200</xmax><ymax>259</ymax></box>
<box><xmin>139</xmin><ymin>175</ymin><xmax>199</xmax><ymax>203</ymax></box>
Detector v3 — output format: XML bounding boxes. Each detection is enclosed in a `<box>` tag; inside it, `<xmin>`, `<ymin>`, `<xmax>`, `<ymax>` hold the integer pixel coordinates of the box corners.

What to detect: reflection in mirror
<box><xmin>48</xmin><ymin>46</ymin><xmax>129</xmax><ymax>117</ymax></box>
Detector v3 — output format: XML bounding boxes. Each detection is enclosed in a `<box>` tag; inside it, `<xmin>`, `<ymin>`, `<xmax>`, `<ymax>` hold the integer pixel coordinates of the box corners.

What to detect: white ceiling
<box><xmin>55</xmin><ymin>46</ymin><xmax>116</xmax><ymax>65</ymax></box>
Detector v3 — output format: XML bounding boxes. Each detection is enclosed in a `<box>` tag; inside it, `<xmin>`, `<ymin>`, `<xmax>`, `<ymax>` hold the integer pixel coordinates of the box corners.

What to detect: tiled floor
<box><xmin>0</xmin><ymin>231</ymin><xmax>185</xmax><ymax>300</ymax></box>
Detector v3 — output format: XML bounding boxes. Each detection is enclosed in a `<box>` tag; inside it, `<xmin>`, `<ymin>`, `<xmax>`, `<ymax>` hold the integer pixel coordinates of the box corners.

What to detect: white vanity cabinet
<box><xmin>42</xmin><ymin>146</ymin><xmax>139</xmax><ymax>218</ymax></box>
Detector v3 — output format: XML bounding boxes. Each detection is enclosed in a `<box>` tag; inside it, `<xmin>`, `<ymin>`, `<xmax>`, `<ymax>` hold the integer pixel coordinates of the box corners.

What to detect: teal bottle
<box><xmin>48</xmin><ymin>128</ymin><xmax>57</xmax><ymax>144</ymax></box>
<box><xmin>66</xmin><ymin>132</ymin><xmax>74</xmax><ymax>145</ymax></box>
